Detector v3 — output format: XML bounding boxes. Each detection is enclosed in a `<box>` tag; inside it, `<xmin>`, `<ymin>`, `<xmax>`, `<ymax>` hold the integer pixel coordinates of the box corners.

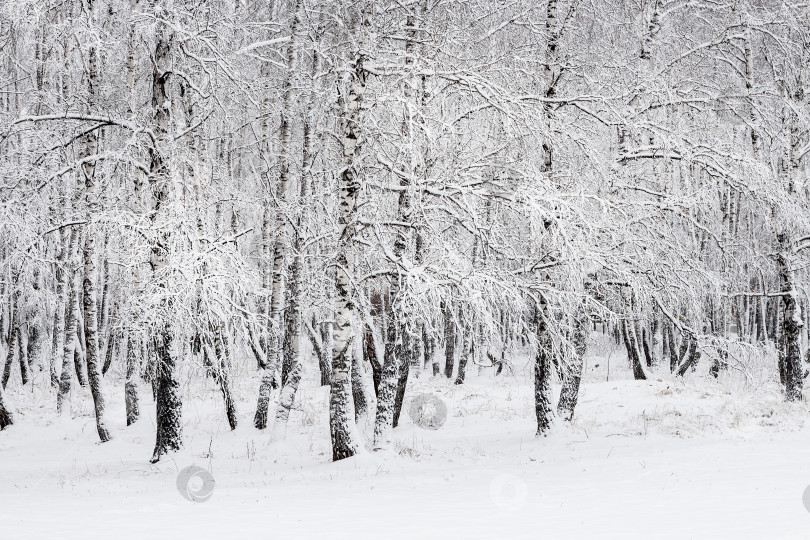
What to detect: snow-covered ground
<box><xmin>2</xmin><ymin>333</ymin><xmax>810</xmax><ymax>539</ymax></box>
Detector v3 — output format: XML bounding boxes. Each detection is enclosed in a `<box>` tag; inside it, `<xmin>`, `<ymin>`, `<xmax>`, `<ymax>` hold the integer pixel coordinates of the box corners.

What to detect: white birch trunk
<box><xmin>148</xmin><ymin>13</ymin><xmax>182</xmax><ymax>464</ymax></box>
<box><xmin>329</xmin><ymin>5</ymin><xmax>372</xmax><ymax>461</ymax></box>
<box><xmin>79</xmin><ymin>0</ymin><xmax>111</xmax><ymax>442</ymax></box>
<box><xmin>254</xmin><ymin>0</ymin><xmax>303</xmax><ymax>430</ymax></box>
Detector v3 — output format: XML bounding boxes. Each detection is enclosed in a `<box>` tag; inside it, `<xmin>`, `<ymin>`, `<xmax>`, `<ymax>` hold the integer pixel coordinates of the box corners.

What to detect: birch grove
<box><xmin>0</xmin><ymin>0</ymin><xmax>808</xmax><ymax>466</ymax></box>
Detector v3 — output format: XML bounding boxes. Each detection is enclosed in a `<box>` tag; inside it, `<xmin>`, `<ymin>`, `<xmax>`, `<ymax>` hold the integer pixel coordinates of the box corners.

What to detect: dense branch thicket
<box><xmin>0</xmin><ymin>0</ymin><xmax>808</xmax><ymax>460</ymax></box>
